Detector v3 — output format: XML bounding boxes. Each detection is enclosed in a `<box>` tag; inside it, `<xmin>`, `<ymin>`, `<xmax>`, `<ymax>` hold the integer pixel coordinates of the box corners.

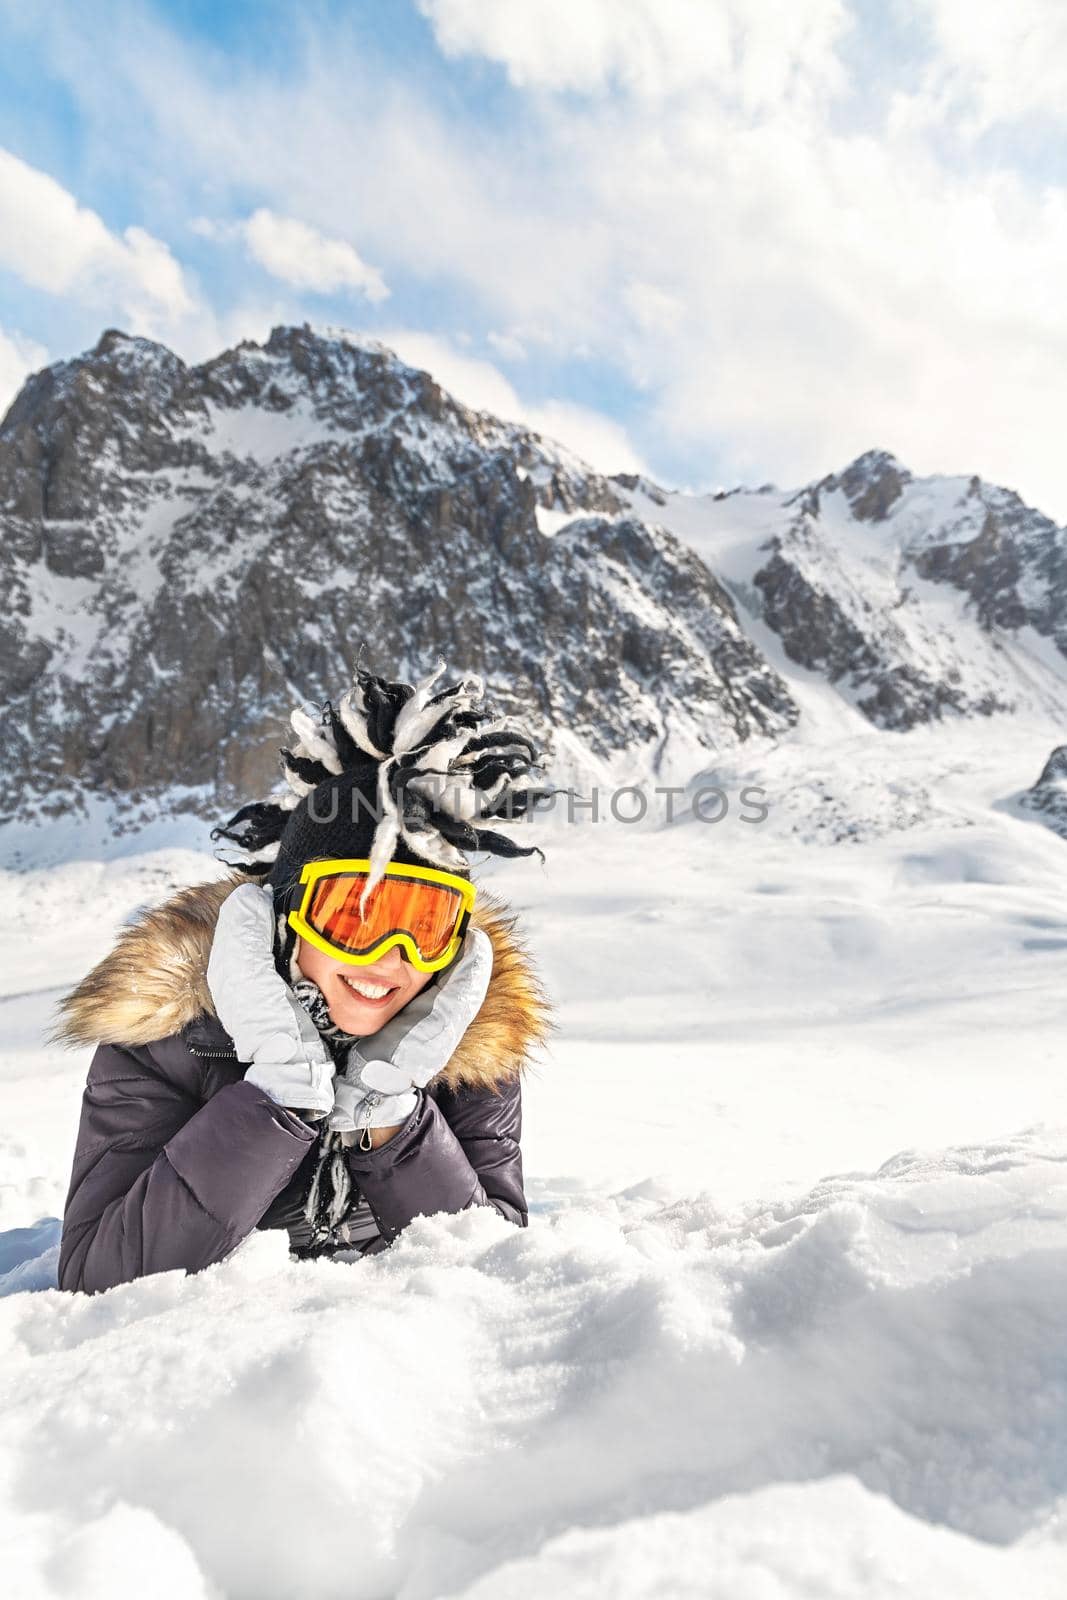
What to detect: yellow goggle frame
<box><xmin>287</xmin><ymin>856</ymin><xmax>477</xmax><ymax>974</ymax></box>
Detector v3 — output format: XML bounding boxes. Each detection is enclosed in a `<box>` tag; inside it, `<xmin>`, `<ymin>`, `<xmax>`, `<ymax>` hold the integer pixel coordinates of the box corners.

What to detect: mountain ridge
<box><xmin>3</xmin><ymin>324</ymin><xmax>1067</xmax><ymax>841</ymax></box>
<box><xmin>0</xmin><ymin>324</ymin><xmax>797</xmax><ymax>828</ymax></box>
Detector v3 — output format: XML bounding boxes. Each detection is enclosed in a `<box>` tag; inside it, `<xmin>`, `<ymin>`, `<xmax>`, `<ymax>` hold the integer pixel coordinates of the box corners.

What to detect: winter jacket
<box><xmin>52</xmin><ymin>872</ymin><xmax>552</xmax><ymax>1294</ymax></box>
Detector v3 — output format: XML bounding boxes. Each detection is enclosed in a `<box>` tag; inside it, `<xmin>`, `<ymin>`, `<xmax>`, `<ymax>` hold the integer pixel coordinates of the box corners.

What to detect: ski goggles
<box><xmin>286</xmin><ymin>857</ymin><xmax>476</xmax><ymax>974</ymax></box>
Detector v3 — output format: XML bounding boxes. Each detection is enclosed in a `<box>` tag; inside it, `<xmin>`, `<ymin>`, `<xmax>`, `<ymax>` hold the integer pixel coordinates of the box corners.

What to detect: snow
<box><xmin>315</xmin><ymin>324</ymin><xmax>398</xmax><ymax>359</ymax></box>
<box><xmin>1</xmin><ymin>707</ymin><xmax>1066</xmax><ymax>1595</ymax></box>
<box><xmin>534</xmin><ymin>502</ymin><xmax>580</xmax><ymax>537</ymax></box>
<box><xmin>888</xmin><ymin>472</ymin><xmax>985</xmax><ymax>549</ymax></box>
<box><xmin>179</xmin><ymin>398</ymin><xmax>334</xmax><ymax>461</ymax></box>
<box><xmin>16</xmin><ymin>477</ymin><xmax>222</xmax><ymax>684</ymax></box>
<box><xmin>18</xmin><ymin>568</ymin><xmax>101</xmax><ymax>683</ymax></box>
<box><xmin>2</xmin><ymin>1133</ymin><xmax>1066</xmax><ymax>1598</ymax></box>
<box><xmin>0</xmin><ymin>793</ymin><xmax>218</xmax><ymax>873</ymax></box>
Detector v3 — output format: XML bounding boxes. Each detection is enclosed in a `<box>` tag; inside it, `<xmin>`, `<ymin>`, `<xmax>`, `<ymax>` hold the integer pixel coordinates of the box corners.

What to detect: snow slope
<box><xmin>1</xmin><ymin>710</ymin><xmax>1066</xmax><ymax>1597</ymax></box>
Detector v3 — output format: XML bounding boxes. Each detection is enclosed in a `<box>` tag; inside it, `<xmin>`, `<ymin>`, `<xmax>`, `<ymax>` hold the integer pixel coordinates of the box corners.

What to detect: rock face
<box><xmin>817</xmin><ymin>448</ymin><xmax>913</xmax><ymax>523</ymax></box>
<box><xmin>907</xmin><ymin>481</ymin><xmax>1058</xmax><ymax>638</ymax></box>
<box><xmin>0</xmin><ymin>326</ymin><xmax>799</xmax><ymax>826</ymax></box>
<box><xmin>1017</xmin><ymin>746</ymin><xmax>1067</xmax><ymax>838</ymax></box>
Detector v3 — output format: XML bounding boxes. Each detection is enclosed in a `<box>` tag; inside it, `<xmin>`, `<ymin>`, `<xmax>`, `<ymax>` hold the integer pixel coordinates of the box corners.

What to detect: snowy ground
<box><xmin>1</xmin><ymin>715</ymin><xmax>1066</xmax><ymax>1597</ymax></box>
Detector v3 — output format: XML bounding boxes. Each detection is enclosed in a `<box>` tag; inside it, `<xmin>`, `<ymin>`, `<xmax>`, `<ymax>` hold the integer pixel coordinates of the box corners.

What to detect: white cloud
<box><xmin>599</xmin><ymin>115</ymin><xmax>1067</xmax><ymax>510</ymax></box>
<box><xmin>0</xmin><ymin>146</ymin><xmax>193</xmax><ymax>325</ymax></box>
<box><xmin>486</xmin><ymin>329</ymin><xmax>527</xmax><ymax>361</ymax></box>
<box><xmin>236</xmin><ymin>209</ymin><xmax>389</xmax><ymax>301</ymax></box>
<box><xmin>521</xmin><ymin>397</ymin><xmax>648</xmax><ymax>477</ymax></box>
<box><xmin>895</xmin><ymin>1</ymin><xmax>1067</xmax><ymax>136</ymax></box>
<box><xmin>419</xmin><ymin>0</ymin><xmax>851</xmax><ymax>106</ymax></box>
<box><xmin>17</xmin><ymin>0</ymin><xmax>1067</xmax><ymax>518</ymax></box>
<box><xmin>19</xmin><ymin>9</ymin><xmax>609</xmax><ymax>352</ymax></box>
<box><xmin>373</xmin><ymin>328</ymin><xmax>647</xmax><ymax>474</ymax></box>
<box><xmin>0</xmin><ymin>326</ymin><xmax>48</xmax><ymax>420</ymax></box>
<box><xmin>410</xmin><ymin>2</ymin><xmax>1067</xmax><ymax>512</ymax></box>
<box><xmin>379</xmin><ymin>330</ymin><xmax>518</xmax><ymax>415</ymax></box>
<box><xmin>622</xmin><ymin>282</ymin><xmax>684</xmax><ymax>339</ymax></box>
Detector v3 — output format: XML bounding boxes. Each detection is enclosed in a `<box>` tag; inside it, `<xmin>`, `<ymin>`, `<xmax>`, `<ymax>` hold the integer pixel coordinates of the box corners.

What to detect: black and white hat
<box><xmin>211</xmin><ymin>658</ymin><xmax>551</xmax><ymax>979</ymax></box>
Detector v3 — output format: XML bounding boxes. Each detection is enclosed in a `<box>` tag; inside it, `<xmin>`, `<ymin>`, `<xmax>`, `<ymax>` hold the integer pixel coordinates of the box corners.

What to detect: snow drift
<box><xmin>1</xmin><ymin>1129</ymin><xmax>1064</xmax><ymax>1599</ymax></box>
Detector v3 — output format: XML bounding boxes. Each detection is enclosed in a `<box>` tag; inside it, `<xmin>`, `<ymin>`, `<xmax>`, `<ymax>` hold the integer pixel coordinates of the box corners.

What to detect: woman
<box><xmin>53</xmin><ymin>662</ymin><xmax>553</xmax><ymax>1294</ymax></box>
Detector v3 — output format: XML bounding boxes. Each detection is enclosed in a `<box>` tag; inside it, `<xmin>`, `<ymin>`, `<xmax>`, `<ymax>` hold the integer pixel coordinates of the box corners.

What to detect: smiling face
<box><xmin>293</xmin><ymin>937</ymin><xmax>434</xmax><ymax>1035</ymax></box>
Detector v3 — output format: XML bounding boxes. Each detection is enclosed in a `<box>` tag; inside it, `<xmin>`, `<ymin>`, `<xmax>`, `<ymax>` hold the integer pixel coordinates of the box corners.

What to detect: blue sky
<box><xmin>2</xmin><ymin>0</ymin><xmax>1067</xmax><ymax>514</ymax></box>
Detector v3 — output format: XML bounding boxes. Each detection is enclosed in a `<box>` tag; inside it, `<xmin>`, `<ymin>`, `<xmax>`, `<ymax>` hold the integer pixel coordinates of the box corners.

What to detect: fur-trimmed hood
<box><xmin>51</xmin><ymin>872</ymin><xmax>553</xmax><ymax>1093</ymax></box>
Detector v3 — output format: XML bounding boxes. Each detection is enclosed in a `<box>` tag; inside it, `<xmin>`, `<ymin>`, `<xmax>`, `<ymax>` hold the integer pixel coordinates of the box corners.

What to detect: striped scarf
<box><xmin>291</xmin><ymin>976</ymin><xmax>361</xmax><ymax>1249</ymax></box>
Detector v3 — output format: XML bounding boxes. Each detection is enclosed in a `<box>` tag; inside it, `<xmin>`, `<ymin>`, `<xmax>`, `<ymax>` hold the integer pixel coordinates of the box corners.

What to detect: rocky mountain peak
<box><xmin>818</xmin><ymin>448</ymin><xmax>913</xmax><ymax>522</ymax></box>
<box><xmin>91</xmin><ymin>327</ymin><xmax>181</xmax><ymax>366</ymax></box>
<box><xmin>0</xmin><ymin>326</ymin><xmax>801</xmax><ymax>829</ymax></box>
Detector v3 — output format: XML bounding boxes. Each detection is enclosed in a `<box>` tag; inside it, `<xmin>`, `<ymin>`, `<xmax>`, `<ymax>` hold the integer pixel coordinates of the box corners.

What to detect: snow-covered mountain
<box><xmin>616</xmin><ymin>450</ymin><xmax>1067</xmax><ymax>733</ymax></box>
<box><xmin>3</xmin><ymin>324</ymin><xmax>1067</xmax><ymax>836</ymax></box>
<box><xmin>0</xmin><ymin>326</ymin><xmax>795</xmax><ymax>830</ymax></box>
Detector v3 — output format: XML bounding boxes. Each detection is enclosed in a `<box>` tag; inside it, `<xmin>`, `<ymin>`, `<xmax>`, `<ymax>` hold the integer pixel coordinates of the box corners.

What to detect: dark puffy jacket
<box><xmin>52</xmin><ymin>873</ymin><xmax>552</xmax><ymax>1294</ymax></box>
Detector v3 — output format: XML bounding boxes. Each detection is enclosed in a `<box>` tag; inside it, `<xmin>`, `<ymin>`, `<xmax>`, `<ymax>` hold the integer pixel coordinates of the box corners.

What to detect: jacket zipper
<box><xmin>187</xmin><ymin>1043</ymin><xmax>238</xmax><ymax>1059</ymax></box>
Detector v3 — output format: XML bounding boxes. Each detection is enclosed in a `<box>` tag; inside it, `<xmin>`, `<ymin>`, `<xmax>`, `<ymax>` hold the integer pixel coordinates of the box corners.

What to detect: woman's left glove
<box><xmin>329</xmin><ymin>927</ymin><xmax>493</xmax><ymax>1146</ymax></box>
<box><xmin>206</xmin><ymin>882</ymin><xmax>337</xmax><ymax>1118</ymax></box>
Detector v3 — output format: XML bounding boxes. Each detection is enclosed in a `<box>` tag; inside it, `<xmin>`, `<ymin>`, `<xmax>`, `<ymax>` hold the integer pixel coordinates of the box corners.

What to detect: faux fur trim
<box><xmin>50</xmin><ymin>871</ymin><xmax>554</xmax><ymax>1092</ymax></box>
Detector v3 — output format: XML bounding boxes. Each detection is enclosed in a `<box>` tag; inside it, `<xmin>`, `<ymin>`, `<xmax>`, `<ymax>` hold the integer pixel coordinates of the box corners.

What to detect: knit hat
<box><xmin>210</xmin><ymin>658</ymin><xmax>551</xmax><ymax>981</ymax></box>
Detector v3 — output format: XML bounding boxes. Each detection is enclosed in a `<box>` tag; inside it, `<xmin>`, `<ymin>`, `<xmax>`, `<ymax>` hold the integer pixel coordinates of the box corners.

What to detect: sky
<box><xmin>1</xmin><ymin>0</ymin><xmax>1067</xmax><ymax>514</ymax></box>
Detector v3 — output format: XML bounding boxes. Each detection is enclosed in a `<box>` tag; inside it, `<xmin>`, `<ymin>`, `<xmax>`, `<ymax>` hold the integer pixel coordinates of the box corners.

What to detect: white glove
<box><xmin>329</xmin><ymin>927</ymin><xmax>493</xmax><ymax>1144</ymax></box>
<box><xmin>206</xmin><ymin>882</ymin><xmax>336</xmax><ymax>1117</ymax></box>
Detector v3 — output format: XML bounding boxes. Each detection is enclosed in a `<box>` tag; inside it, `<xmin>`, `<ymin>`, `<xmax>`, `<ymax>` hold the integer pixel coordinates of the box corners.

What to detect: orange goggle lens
<box><xmin>303</xmin><ymin>871</ymin><xmax>466</xmax><ymax>964</ymax></box>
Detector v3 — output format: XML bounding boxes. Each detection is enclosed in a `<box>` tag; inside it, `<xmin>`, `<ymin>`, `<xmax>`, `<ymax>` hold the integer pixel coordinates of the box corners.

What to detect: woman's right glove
<box><xmin>206</xmin><ymin>882</ymin><xmax>336</xmax><ymax>1118</ymax></box>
